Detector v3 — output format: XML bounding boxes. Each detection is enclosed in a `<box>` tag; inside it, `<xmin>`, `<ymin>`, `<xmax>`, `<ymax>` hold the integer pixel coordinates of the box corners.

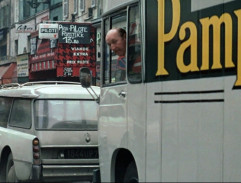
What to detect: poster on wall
<box><xmin>17</xmin><ymin>56</ymin><xmax>29</xmax><ymax>77</ymax></box>
<box><xmin>30</xmin><ymin>37</ymin><xmax>37</xmax><ymax>55</ymax></box>
<box><xmin>50</xmin><ymin>39</ymin><xmax>57</xmax><ymax>48</ymax></box>
<box><xmin>55</xmin><ymin>24</ymin><xmax>96</xmax><ymax>77</ymax></box>
<box><xmin>58</xmin><ymin>23</ymin><xmax>91</xmax><ymax>44</ymax></box>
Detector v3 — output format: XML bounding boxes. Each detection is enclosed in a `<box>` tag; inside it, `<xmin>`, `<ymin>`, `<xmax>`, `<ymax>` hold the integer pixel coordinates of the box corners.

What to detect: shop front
<box><xmin>0</xmin><ymin>62</ymin><xmax>17</xmax><ymax>85</ymax></box>
<box><xmin>29</xmin><ymin>23</ymin><xmax>96</xmax><ymax>82</ymax></box>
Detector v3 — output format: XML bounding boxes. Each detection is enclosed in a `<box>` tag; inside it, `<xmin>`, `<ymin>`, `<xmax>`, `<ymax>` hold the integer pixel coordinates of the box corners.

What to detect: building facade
<box><xmin>0</xmin><ymin>0</ymin><xmax>102</xmax><ymax>84</ymax></box>
<box><xmin>0</xmin><ymin>0</ymin><xmax>16</xmax><ymax>84</ymax></box>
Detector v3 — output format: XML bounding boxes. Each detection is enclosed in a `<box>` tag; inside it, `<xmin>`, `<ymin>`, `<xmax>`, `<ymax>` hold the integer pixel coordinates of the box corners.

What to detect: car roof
<box><xmin>0</xmin><ymin>81</ymin><xmax>100</xmax><ymax>100</ymax></box>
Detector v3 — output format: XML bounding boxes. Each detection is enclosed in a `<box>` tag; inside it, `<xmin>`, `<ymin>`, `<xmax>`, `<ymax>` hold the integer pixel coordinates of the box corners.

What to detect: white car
<box><xmin>0</xmin><ymin>81</ymin><xmax>100</xmax><ymax>182</ymax></box>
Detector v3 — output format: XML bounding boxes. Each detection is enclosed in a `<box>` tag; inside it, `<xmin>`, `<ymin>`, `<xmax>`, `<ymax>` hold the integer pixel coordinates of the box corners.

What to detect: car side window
<box><xmin>9</xmin><ymin>99</ymin><xmax>32</xmax><ymax>129</ymax></box>
<box><xmin>0</xmin><ymin>97</ymin><xmax>12</xmax><ymax>128</ymax></box>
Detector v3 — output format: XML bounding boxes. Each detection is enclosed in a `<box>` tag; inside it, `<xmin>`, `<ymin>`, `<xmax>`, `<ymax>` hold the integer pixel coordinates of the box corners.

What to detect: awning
<box><xmin>0</xmin><ymin>63</ymin><xmax>17</xmax><ymax>84</ymax></box>
<box><xmin>30</xmin><ymin>60</ymin><xmax>56</xmax><ymax>72</ymax></box>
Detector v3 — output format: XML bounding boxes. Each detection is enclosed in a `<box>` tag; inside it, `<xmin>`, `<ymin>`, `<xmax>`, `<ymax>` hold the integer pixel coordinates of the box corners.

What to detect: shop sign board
<box><xmin>17</xmin><ymin>55</ymin><xmax>29</xmax><ymax>77</ymax></box>
<box><xmin>39</xmin><ymin>24</ymin><xmax>59</xmax><ymax>39</ymax></box>
<box><xmin>16</xmin><ymin>24</ymin><xmax>35</xmax><ymax>33</ymax></box>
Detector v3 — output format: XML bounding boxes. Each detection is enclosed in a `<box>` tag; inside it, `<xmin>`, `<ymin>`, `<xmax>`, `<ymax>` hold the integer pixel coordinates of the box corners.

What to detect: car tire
<box><xmin>6</xmin><ymin>153</ymin><xmax>18</xmax><ymax>182</ymax></box>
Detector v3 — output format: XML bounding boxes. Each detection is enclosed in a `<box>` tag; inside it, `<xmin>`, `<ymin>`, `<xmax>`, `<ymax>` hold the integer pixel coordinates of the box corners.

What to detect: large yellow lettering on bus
<box><xmin>200</xmin><ymin>14</ymin><xmax>234</xmax><ymax>70</ymax></box>
<box><xmin>156</xmin><ymin>0</ymin><xmax>241</xmax><ymax>87</ymax></box>
<box><xmin>157</xmin><ymin>0</ymin><xmax>180</xmax><ymax>75</ymax></box>
<box><xmin>235</xmin><ymin>9</ymin><xmax>241</xmax><ymax>86</ymax></box>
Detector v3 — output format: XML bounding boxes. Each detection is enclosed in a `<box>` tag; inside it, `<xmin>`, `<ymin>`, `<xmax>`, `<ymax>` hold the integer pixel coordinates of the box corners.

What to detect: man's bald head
<box><xmin>105</xmin><ymin>28</ymin><xmax>126</xmax><ymax>56</ymax></box>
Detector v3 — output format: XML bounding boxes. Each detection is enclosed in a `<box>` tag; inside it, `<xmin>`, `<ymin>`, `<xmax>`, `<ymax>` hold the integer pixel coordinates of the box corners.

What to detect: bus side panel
<box><xmin>223</xmin><ymin>77</ymin><xmax>241</xmax><ymax>181</ymax></box>
<box><xmin>146</xmin><ymin>77</ymin><xmax>225</xmax><ymax>182</ymax></box>
<box><xmin>145</xmin><ymin>0</ymin><xmax>241</xmax><ymax>181</ymax></box>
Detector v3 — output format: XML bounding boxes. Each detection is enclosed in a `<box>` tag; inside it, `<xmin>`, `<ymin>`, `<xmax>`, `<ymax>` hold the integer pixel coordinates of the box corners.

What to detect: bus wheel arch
<box><xmin>112</xmin><ymin>148</ymin><xmax>138</xmax><ymax>182</ymax></box>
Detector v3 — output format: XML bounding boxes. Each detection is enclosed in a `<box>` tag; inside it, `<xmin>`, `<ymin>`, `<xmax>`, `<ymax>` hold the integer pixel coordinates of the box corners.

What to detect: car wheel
<box><xmin>6</xmin><ymin>153</ymin><xmax>18</xmax><ymax>182</ymax></box>
<box><xmin>123</xmin><ymin>161</ymin><xmax>138</xmax><ymax>183</ymax></box>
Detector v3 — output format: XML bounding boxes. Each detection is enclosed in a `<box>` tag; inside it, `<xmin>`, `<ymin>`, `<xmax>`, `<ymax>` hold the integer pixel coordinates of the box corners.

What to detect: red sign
<box><xmin>29</xmin><ymin>23</ymin><xmax>96</xmax><ymax>80</ymax></box>
<box><xmin>55</xmin><ymin>25</ymin><xmax>96</xmax><ymax>77</ymax></box>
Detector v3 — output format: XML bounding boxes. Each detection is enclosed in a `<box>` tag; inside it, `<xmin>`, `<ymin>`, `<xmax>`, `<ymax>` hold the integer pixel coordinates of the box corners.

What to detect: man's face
<box><xmin>106</xmin><ymin>29</ymin><xmax>126</xmax><ymax>57</ymax></box>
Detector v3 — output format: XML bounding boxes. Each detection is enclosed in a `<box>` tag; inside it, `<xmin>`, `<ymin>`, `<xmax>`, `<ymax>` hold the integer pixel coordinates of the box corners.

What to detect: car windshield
<box><xmin>34</xmin><ymin>100</ymin><xmax>98</xmax><ymax>131</ymax></box>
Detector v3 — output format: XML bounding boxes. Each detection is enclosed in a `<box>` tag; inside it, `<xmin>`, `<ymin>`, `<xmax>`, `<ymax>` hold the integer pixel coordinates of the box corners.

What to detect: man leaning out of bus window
<box><xmin>106</xmin><ymin>28</ymin><xmax>126</xmax><ymax>82</ymax></box>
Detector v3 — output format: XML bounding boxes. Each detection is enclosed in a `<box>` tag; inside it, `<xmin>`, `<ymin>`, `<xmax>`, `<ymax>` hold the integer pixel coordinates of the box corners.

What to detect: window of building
<box><xmin>53</xmin><ymin>16</ymin><xmax>58</xmax><ymax>21</ymax></box>
<box><xmin>63</xmin><ymin>0</ymin><xmax>69</xmax><ymax>19</ymax></box>
<box><xmin>15</xmin><ymin>0</ymin><xmax>19</xmax><ymax>23</ymax></box>
<box><xmin>0</xmin><ymin>45</ymin><xmax>7</xmax><ymax>57</ymax></box>
<box><xmin>27</xmin><ymin>35</ymin><xmax>31</xmax><ymax>53</ymax></box>
<box><xmin>23</xmin><ymin>1</ymin><xmax>31</xmax><ymax>19</ymax></box>
<box><xmin>88</xmin><ymin>7</ymin><xmax>93</xmax><ymax>18</ymax></box>
<box><xmin>79</xmin><ymin>0</ymin><xmax>85</xmax><ymax>12</ymax></box>
<box><xmin>15</xmin><ymin>40</ymin><xmax>18</xmax><ymax>56</ymax></box>
<box><xmin>0</xmin><ymin>5</ymin><xmax>10</xmax><ymax>28</ymax></box>
<box><xmin>91</xmin><ymin>0</ymin><xmax>96</xmax><ymax>8</ymax></box>
<box><xmin>74</xmin><ymin>0</ymin><xmax>78</xmax><ymax>14</ymax></box>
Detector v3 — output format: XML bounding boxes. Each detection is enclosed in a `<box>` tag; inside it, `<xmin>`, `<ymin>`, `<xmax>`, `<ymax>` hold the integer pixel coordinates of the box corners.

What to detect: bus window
<box><xmin>128</xmin><ymin>5</ymin><xmax>142</xmax><ymax>83</ymax></box>
<box><xmin>103</xmin><ymin>12</ymin><xmax>127</xmax><ymax>84</ymax></box>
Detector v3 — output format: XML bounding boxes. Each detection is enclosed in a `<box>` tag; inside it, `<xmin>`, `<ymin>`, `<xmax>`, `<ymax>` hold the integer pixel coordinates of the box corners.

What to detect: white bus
<box><xmin>87</xmin><ymin>0</ymin><xmax>241</xmax><ymax>182</ymax></box>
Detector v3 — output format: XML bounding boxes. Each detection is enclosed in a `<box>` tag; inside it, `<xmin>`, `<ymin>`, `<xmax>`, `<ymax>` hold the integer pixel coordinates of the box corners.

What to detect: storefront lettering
<box><xmin>16</xmin><ymin>24</ymin><xmax>35</xmax><ymax>33</ymax></box>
